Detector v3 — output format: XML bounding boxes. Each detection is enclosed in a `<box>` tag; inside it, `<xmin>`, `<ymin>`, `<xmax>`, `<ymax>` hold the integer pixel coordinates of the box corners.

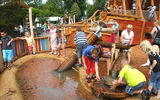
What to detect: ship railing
<box><xmin>11</xmin><ymin>36</ymin><xmax>51</xmax><ymax>61</ymax></box>
<box><xmin>111</xmin><ymin>9</ymin><xmax>159</xmax><ymax>21</ymax></box>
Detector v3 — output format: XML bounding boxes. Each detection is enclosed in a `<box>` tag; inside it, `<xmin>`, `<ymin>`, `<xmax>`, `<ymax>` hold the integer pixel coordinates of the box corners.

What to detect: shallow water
<box><xmin>16</xmin><ymin>58</ymin><xmax>96</xmax><ymax>100</ymax></box>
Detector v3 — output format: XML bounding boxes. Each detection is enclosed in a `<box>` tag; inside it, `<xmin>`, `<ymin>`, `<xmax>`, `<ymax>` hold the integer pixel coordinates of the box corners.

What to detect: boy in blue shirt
<box><xmin>82</xmin><ymin>44</ymin><xmax>103</xmax><ymax>83</ymax></box>
<box><xmin>0</xmin><ymin>29</ymin><xmax>13</xmax><ymax>69</ymax></box>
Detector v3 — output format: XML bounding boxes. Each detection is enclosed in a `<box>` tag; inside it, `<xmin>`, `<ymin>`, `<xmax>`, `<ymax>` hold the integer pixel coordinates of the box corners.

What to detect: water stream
<box><xmin>16</xmin><ymin>58</ymin><xmax>96</xmax><ymax>100</ymax></box>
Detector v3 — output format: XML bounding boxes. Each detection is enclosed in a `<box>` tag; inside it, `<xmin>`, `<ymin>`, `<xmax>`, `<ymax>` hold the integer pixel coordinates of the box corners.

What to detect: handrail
<box><xmin>11</xmin><ymin>36</ymin><xmax>51</xmax><ymax>61</ymax></box>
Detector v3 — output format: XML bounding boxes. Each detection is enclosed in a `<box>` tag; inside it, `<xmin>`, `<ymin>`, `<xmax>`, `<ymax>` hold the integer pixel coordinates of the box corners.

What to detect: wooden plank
<box><xmin>158</xmin><ymin>1</ymin><xmax>160</xmax><ymax>21</ymax></box>
<box><xmin>110</xmin><ymin>16</ymin><xmax>135</xmax><ymax>21</ymax></box>
<box><xmin>137</xmin><ymin>0</ymin><xmax>144</xmax><ymax>20</ymax></box>
<box><xmin>41</xmin><ymin>39</ymin><xmax>46</xmax><ymax>51</ymax></box>
<box><xmin>0</xmin><ymin>45</ymin><xmax>4</xmax><ymax>71</ymax></box>
<box><xmin>122</xmin><ymin>0</ymin><xmax>126</xmax><ymax>14</ymax></box>
<box><xmin>140</xmin><ymin>21</ymin><xmax>146</xmax><ymax>42</ymax></box>
<box><xmin>107</xmin><ymin>13</ymin><xmax>140</xmax><ymax>19</ymax></box>
<box><xmin>29</xmin><ymin>8</ymin><xmax>34</xmax><ymax>37</ymax></box>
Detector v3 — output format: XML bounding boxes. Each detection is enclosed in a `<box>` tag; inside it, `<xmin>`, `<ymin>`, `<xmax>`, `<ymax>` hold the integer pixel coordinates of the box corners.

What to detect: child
<box><xmin>93</xmin><ymin>22</ymin><xmax>102</xmax><ymax>38</ymax></box>
<box><xmin>74</xmin><ymin>27</ymin><xmax>88</xmax><ymax>67</ymax></box>
<box><xmin>19</xmin><ymin>31</ymin><xmax>36</xmax><ymax>54</ymax></box>
<box><xmin>48</xmin><ymin>24</ymin><xmax>57</xmax><ymax>54</ymax></box>
<box><xmin>107</xmin><ymin>19</ymin><xmax>119</xmax><ymax>55</ymax></box>
<box><xmin>148</xmin><ymin>6</ymin><xmax>156</xmax><ymax>21</ymax></box>
<box><xmin>140</xmin><ymin>40</ymin><xmax>160</xmax><ymax>99</ymax></box>
<box><xmin>111</xmin><ymin>57</ymin><xmax>148</xmax><ymax>100</ymax></box>
<box><xmin>57</xmin><ymin>29</ymin><xmax>67</xmax><ymax>57</ymax></box>
<box><xmin>0</xmin><ymin>29</ymin><xmax>13</xmax><ymax>68</ymax></box>
<box><xmin>82</xmin><ymin>44</ymin><xmax>103</xmax><ymax>83</ymax></box>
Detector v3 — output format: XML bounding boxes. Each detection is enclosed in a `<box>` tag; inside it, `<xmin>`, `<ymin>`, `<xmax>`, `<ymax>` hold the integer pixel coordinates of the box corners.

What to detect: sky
<box><xmin>42</xmin><ymin>0</ymin><xmax>93</xmax><ymax>5</ymax></box>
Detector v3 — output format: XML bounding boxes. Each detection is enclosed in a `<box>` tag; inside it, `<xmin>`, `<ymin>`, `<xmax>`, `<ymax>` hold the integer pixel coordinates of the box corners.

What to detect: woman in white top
<box><xmin>121</xmin><ymin>24</ymin><xmax>134</xmax><ymax>45</ymax></box>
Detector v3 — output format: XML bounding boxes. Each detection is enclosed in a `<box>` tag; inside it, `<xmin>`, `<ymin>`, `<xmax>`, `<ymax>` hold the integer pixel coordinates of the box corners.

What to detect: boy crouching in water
<box><xmin>82</xmin><ymin>44</ymin><xmax>103</xmax><ymax>83</ymax></box>
<box><xmin>19</xmin><ymin>31</ymin><xmax>36</xmax><ymax>54</ymax></box>
<box><xmin>111</xmin><ymin>57</ymin><xmax>150</xmax><ymax>100</ymax></box>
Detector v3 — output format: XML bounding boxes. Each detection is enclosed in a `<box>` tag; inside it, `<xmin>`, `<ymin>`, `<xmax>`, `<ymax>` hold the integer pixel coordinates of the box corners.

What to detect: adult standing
<box><xmin>140</xmin><ymin>40</ymin><xmax>160</xmax><ymax>99</ymax></box>
<box><xmin>121</xmin><ymin>24</ymin><xmax>134</xmax><ymax>63</ymax></box>
<box><xmin>19</xmin><ymin>25</ymin><xmax>24</xmax><ymax>37</ymax></box>
<box><xmin>151</xmin><ymin>21</ymin><xmax>160</xmax><ymax>47</ymax></box>
<box><xmin>121</xmin><ymin>24</ymin><xmax>134</xmax><ymax>45</ymax></box>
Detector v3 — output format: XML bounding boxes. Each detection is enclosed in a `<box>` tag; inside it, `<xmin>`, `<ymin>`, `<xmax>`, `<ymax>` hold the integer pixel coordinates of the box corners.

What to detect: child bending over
<box><xmin>111</xmin><ymin>57</ymin><xmax>149</xmax><ymax>100</ymax></box>
<box><xmin>82</xmin><ymin>44</ymin><xmax>103</xmax><ymax>83</ymax></box>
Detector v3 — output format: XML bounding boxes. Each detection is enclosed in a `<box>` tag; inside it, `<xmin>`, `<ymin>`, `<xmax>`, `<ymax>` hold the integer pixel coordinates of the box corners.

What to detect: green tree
<box><xmin>23</xmin><ymin>0</ymin><xmax>42</xmax><ymax>8</ymax></box>
<box><xmin>63</xmin><ymin>0</ymin><xmax>86</xmax><ymax>17</ymax></box>
<box><xmin>0</xmin><ymin>1</ymin><xmax>28</xmax><ymax>37</ymax></box>
<box><xmin>43</xmin><ymin>0</ymin><xmax>64</xmax><ymax>17</ymax></box>
<box><xmin>86</xmin><ymin>0</ymin><xmax>105</xmax><ymax>18</ymax></box>
<box><xmin>70</xmin><ymin>2</ymin><xmax>81</xmax><ymax>20</ymax></box>
<box><xmin>86</xmin><ymin>5</ymin><xmax>94</xmax><ymax>18</ymax></box>
<box><xmin>93</xmin><ymin>0</ymin><xmax>105</xmax><ymax>10</ymax></box>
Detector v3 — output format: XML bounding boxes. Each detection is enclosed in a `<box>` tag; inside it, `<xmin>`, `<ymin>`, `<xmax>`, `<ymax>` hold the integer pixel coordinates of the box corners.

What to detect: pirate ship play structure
<box><xmin>0</xmin><ymin>0</ymin><xmax>160</xmax><ymax>99</ymax></box>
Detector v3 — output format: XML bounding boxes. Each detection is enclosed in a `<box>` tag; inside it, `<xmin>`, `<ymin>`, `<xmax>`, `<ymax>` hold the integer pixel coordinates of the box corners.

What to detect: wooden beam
<box><xmin>135</xmin><ymin>0</ymin><xmax>139</xmax><ymax>16</ymax></box>
<box><xmin>96</xmin><ymin>41</ymin><xmax>131</xmax><ymax>49</ymax></box>
<box><xmin>107</xmin><ymin>12</ymin><xmax>141</xmax><ymax>18</ymax></box>
<box><xmin>88</xmin><ymin>28</ymin><xmax>117</xmax><ymax>33</ymax></box>
<box><xmin>159</xmin><ymin>4</ymin><xmax>160</xmax><ymax>21</ymax></box>
<box><xmin>122</xmin><ymin>0</ymin><xmax>126</xmax><ymax>14</ymax></box>
<box><xmin>151</xmin><ymin>0</ymin><xmax>157</xmax><ymax>21</ymax></box>
<box><xmin>137</xmin><ymin>0</ymin><xmax>144</xmax><ymax>20</ymax></box>
<box><xmin>140</xmin><ymin>21</ymin><xmax>146</xmax><ymax>42</ymax></box>
<box><xmin>29</xmin><ymin>7</ymin><xmax>34</xmax><ymax>37</ymax></box>
<box><xmin>0</xmin><ymin>46</ymin><xmax>4</xmax><ymax>72</ymax></box>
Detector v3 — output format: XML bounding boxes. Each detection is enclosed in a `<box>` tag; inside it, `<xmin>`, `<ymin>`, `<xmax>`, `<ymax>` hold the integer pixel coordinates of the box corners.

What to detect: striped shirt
<box><xmin>74</xmin><ymin>31</ymin><xmax>87</xmax><ymax>45</ymax></box>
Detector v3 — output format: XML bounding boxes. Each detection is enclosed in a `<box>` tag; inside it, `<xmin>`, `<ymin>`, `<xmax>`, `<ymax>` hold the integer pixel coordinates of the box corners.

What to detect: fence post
<box><xmin>0</xmin><ymin>46</ymin><xmax>4</xmax><ymax>72</ymax></box>
<box><xmin>29</xmin><ymin>7</ymin><xmax>34</xmax><ymax>37</ymax></box>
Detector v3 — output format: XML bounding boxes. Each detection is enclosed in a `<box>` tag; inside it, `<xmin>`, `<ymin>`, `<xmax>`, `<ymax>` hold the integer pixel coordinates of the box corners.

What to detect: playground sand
<box><xmin>0</xmin><ymin>46</ymin><xmax>159</xmax><ymax>100</ymax></box>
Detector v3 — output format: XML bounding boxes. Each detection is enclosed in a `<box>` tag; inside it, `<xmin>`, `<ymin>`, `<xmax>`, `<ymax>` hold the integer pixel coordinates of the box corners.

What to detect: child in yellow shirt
<box><xmin>19</xmin><ymin>31</ymin><xmax>36</xmax><ymax>54</ymax></box>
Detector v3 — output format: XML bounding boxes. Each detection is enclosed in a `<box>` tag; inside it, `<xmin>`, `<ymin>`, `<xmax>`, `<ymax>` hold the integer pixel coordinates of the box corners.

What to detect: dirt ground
<box><xmin>0</xmin><ymin>46</ymin><xmax>159</xmax><ymax>100</ymax></box>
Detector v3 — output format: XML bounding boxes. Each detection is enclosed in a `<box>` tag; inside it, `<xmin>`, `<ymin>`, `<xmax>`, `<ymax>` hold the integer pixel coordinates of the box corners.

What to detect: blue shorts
<box><xmin>76</xmin><ymin>43</ymin><xmax>88</xmax><ymax>58</ymax></box>
<box><xmin>149</xmin><ymin>71</ymin><xmax>160</xmax><ymax>86</ymax></box>
<box><xmin>125</xmin><ymin>81</ymin><xmax>146</xmax><ymax>95</ymax></box>
<box><xmin>3</xmin><ymin>49</ymin><xmax>13</xmax><ymax>62</ymax></box>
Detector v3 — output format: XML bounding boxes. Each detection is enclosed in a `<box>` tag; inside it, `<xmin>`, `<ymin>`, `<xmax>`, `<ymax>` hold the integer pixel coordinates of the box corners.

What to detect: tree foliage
<box><xmin>23</xmin><ymin>0</ymin><xmax>42</xmax><ymax>8</ymax></box>
<box><xmin>70</xmin><ymin>2</ymin><xmax>81</xmax><ymax>20</ymax></box>
<box><xmin>86</xmin><ymin>0</ymin><xmax>105</xmax><ymax>18</ymax></box>
<box><xmin>63</xmin><ymin>0</ymin><xmax>86</xmax><ymax>17</ymax></box>
<box><xmin>0</xmin><ymin>1</ymin><xmax>28</xmax><ymax>37</ymax></box>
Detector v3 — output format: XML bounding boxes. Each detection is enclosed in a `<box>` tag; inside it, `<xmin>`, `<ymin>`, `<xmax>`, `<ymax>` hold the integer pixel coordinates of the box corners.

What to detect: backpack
<box><xmin>153</xmin><ymin>27</ymin><xmax>160</xmax><ymax>45</ymax></box>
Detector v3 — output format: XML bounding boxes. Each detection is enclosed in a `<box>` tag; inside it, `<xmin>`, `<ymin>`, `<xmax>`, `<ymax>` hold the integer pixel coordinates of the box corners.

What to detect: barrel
<box><xmin>56</xmin><ymin>33</ymin><xmax>99</xmax><ymax>72</ymax></box>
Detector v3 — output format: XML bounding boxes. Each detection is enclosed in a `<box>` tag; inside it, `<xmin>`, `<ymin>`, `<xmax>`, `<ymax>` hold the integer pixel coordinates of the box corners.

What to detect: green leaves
<box><xmin>70</xmin><ymin>2</ymin><xmax>81</xmax><ymax>18</ymax></box>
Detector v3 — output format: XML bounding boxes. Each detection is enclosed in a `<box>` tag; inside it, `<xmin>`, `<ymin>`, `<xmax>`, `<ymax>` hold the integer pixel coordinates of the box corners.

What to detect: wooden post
<box><xmin>0</xmin><ymin>46</ymin><xmax>4</xmax><ymax>72</ymax></box>
<box><xmin>135</xmin><ymin>0</ymin><xmax>139</xmax><ymax>16</ymax></box>
<box><xmin>106</xmin><ymin>58</ymin><xmax>111</xmax><ymax>76</ymax></box>
<box><xmin>69</xmin><ymin>16</ymin><xmax>71</xmax><ymax>24</ymax></box>
<box><xmin>73</xmin><ymin>15</ymin><xmax>75</xmax><ymax>23</ymax></box>
<box><xmin>137</xmin><ymin>0</ymin><xmax>144</xmax><ymax>20</ymax></box>
<box><xmin>122</xmin><ymin>0</ymin><xmax>126</xmax><ymax>15</ymax></box>
<box><xmin>140</xmin><ymin>21</ymin><xmax>146</xmax><ymax>42</ymax></box>
<box><xmin>29</xmin><ymin>7</ymin><xmax>34</xmax><ymax>37</ymax></box>
<box><xmin>159</xmin><ymin>4</ymin><xmax>160</xmax><ymax>21</ymax></box>
<box><xmin>151</xmin><ymin>0</ymin><xmax>157</xmax><ymax>21</ymax></box>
